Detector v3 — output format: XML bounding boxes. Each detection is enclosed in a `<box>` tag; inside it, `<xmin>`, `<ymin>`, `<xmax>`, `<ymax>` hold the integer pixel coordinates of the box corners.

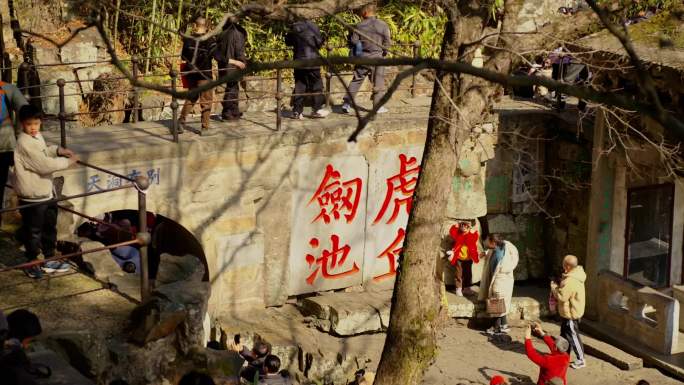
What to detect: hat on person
<box><xmin>490</xmin><ymin>375</ymin><xmax>507</xmax><ymax>385</ymax></box>
<box><xmin>554</xmin><ymin>336</ymin><xmax>570</xmax><ymax>353</ymax></box>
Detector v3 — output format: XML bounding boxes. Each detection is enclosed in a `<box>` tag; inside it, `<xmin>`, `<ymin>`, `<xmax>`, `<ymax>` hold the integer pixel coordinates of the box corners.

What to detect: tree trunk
<box><xmin>373</xmin><ymin>2</ymin><xmax>522</xmax><ymax>384</ymax></box>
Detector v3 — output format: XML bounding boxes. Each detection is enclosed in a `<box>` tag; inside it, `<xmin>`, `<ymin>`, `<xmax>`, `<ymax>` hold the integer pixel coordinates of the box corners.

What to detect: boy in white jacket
<box><xmin>13</xmin><ymin>105</ymin><xmax>78</xmax><ymax>278</ymax></box>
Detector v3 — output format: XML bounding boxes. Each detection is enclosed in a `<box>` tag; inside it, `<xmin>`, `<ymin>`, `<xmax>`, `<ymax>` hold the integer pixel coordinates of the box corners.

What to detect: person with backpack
<box><xmin>214</xmin><ymin>18</ymin><xmax>247</xmax><ymax>121</ymax></box>
<box><xmin>341</xmin><ymin>3</ymin><xmax>392</xmax><ymax>114</ymax></box>
<box><xmin>178</xmin><ymin>17</ymin><xmax>216</xmax><ymax>134</ymax></box>
<box><xmin>285</xmin><ymin>17</ymin><xmax>329</xmax><ymax>119</ymax></box>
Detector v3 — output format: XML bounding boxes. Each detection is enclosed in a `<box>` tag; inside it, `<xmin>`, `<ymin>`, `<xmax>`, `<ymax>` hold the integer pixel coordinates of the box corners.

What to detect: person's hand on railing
<box><xmin>229</xmin><ymin>59</ymin><xmax>246</xmax><ymax>70</ymax></box>
<box><xmin>68</xmin><ymin>154</ymin><xmax>80</xmax><ymax>166</ymax></box>
<box><xmin>57</xmin><ymin>147</ymin><xmax>75</xmax><ymax>158</ymax></box>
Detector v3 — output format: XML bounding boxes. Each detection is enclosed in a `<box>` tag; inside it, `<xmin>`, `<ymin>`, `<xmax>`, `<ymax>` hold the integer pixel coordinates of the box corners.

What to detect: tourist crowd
<box><xmin>178</xmin><ymin>3</ymin><xmax>391</xmax><ymax>135</ymax></box>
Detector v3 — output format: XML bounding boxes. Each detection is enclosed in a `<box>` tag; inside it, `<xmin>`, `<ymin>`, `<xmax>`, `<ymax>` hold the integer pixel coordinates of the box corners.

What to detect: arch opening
<box><xmin>74</xmin><ymin>209</ymin><xmax>209</xmax><ymax>282</ymax></box>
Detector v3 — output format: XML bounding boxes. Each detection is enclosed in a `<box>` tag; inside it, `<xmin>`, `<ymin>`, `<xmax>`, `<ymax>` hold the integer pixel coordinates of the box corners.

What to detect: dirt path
<box><xmin>422</xmin><ymin>320</ymin><xmax>682</xmax><ymax>385</ymax></box>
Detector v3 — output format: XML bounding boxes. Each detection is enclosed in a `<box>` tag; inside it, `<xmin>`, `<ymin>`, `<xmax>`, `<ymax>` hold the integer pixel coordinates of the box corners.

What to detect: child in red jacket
<box><xmin>525</xmin><ymin>323</ymin><xmax>570</xmax><ymax>385</ymax></box>
<box><xmin>448</xmin><ymin>220</ymin><xmax>480</xmax><ymax>296</ymax></box>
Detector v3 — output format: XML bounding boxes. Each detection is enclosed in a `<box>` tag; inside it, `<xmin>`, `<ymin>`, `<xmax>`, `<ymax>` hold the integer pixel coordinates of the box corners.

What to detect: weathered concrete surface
<box><xmin>582</xmin><ymin>318</ymin><xmax>684</xmax><ymax>381</ymax></box>
<box><xmin>422</xmin><ymin>319</ymin><xmax>682</xmax><ymax>385</ymax></box>
<box><xmin>300</xmin><ymin>290</ymin><xmax>391</xmax><ymax>336</ymax></box>
<box><xmin>216</xmin><ymin>304</ymin><xmax>387</xmax><ymax>385</ymax></box>
<box><xmin>541</xmin><ymin>321</ymin><xmax>643</xmax><ymax>371</ymax></box>
<box><xmin>28</xmin><ymin>349</ymin><xmax>95</xmax><ymax>385</ymax></box>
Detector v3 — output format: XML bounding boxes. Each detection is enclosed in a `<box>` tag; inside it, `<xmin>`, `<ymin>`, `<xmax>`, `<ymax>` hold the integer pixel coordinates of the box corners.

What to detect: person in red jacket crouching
<box><xmin>525</xmin><ymin>323</ymin><xmax>570</xmax><ymax>385</ymax></box>
<box><xmin>447</xmin><ymin>220</ymin><xmax>480</xmax><ymax>297</ymax></box>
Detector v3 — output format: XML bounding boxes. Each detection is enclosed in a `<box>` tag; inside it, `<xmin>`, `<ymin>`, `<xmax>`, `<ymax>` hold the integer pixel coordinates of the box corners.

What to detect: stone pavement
<box><xmin>29</xmin><ymin>350</ymin><xmax>95</xmax><ymax>385</ymax></box>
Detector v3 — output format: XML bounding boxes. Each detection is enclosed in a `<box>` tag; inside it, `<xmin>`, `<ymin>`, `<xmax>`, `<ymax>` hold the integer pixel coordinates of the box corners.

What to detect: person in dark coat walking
<box><xmin>285</xmin><ymin>18</ymin><xmax>329</xmax><ymax>119</ymax></box>
<box><xmin>179</xmin><ymin>17</ymin><xmax>216</xmax><ymax>132</ymax></box>
<box><xmin>214</xmin><ymin>19</ymin><xmax>247</xmax><ymax>121</ymax></box>
<box><xmin>341</xmin><ymin>3</ymin><xmax>391</xmax><ymax>114</ymax></box>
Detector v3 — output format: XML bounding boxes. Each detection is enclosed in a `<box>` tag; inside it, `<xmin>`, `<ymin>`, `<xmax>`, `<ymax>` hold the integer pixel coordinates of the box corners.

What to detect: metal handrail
<box><xmin>0</xmin><ymin>161</ymin><xmax>152</xmax><ymax>302</ymax></box>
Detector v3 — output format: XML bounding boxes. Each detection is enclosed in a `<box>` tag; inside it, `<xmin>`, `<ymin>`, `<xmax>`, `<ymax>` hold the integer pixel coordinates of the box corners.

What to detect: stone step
<box><xmin>300</xmin><ymin>290</ymin><xmax>391</xmax><ymax>336</ymax></box>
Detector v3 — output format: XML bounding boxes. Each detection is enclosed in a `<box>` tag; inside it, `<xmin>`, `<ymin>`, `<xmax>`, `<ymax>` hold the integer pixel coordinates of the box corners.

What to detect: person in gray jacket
<box><xmin>0</xmin><ymin>81</ymin><xmax>28</xmax><ymax>224</ymax></box>
<box><xmin>342</xmin><ymin>3</ymin><xmax>391</xmax><ymax>114</ymax></box>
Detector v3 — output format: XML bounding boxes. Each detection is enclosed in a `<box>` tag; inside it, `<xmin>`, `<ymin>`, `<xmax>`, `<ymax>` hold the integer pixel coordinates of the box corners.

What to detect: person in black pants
<box><xmin>0</xmin><ymin>81</ymin><xmax>28</xmax><ymax>226</ymax></box>
<box><xmin>285</xmin><ymin>18</ymin><xmax>328</xmax><ymax>119</ymax></box>
<box><xmin>214</xmin><ymin>20</ymin><xmax>247</xmax><ymax>121</ymax></box>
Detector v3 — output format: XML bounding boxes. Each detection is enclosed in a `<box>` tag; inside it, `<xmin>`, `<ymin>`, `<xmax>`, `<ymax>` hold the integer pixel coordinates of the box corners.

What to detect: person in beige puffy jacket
<box><xmin>551</xmin><ymin>254</ymin><xmax>586</xmax><ymax>369</ymax></box>
<box><xmin>13</xmin><ymin>105</ymin><xmax>78</xmax><ymax>279</ymax></box>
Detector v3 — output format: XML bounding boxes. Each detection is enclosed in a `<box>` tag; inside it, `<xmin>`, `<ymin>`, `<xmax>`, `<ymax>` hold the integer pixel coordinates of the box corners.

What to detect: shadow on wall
<box><xmin>75</xmin><ymin>209</ymin><xmax>209</xmax><ymax>281</ymax></box>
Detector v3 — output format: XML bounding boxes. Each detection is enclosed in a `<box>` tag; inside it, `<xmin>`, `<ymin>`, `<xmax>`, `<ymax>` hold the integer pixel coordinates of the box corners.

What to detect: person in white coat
<box><xmin>478</xmin><ymin>233</ymin><xmax>519</xmax><ymax>334</ymax></box>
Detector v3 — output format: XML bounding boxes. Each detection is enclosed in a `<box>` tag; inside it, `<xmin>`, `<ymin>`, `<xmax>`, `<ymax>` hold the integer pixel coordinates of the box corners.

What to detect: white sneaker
<box><xmin>312</xmin><ymin>109</ymin><xmax>330</xmax><ymax>118</ymax></box>
<box><xmin>455</xmin><ymin>288</ymin><xmax>463</xmax><ymax>297</ymax></box>
<box><xmin>341</xmin><ymin>103</ymin><xmax>352</xmax><ymax>114</ymax></box>
<box><xmin>377</xmin><ymin>106</ymin><xmax>389</xmax><ymax>114</ymax></box>
<box><xmin>570</xmin><ymin>360</ymin><xmax>586</xmax><ymax>369</ymax></box>
<box><xmin>43</xmin><ymin>260</ymin><xmax>71</xmax><ymax>273</ymax></box>
<box><xmin>499</xmin><ymin>325</ymin><xmax>511</xmax><ymax>334</ymax></box>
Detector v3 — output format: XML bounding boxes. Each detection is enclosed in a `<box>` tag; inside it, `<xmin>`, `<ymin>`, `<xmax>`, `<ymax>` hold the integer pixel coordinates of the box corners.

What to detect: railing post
<box><xmin>325</xmin><ymin>44</ymin><xmax>333</xmax><ymax>108</ymax></box>
<box><xmin>135</xmin><ymin>175</ymin><xmax>150</xmax><ymax>302</ymax></box>
<box><xmin>19</xmin><ymin>62</ymin><xmax>29</xmax><ymax>99</ymax></box>
<box><xmin>57</xmin><ymin>78</ymin><xmax>67</xmax><ymax>148</ymax></box>
<box><xmin>411</xmin><ymin>40</ymin><xmax>420</xmax><ymax>98</ymax></box>
<box><xmin>169</xmin><ymin>69</ymin><xmax>180</xmax><ymax>141</ymax></box>
<box><xmin>275</xmin><ymin>69</ymin><xmax>282</xmax><ymax>131</ymax></box>
<box><xmin>131</xmin><ymin>55</ymin><xmax>139</xmax><ymax>123</ymax></box>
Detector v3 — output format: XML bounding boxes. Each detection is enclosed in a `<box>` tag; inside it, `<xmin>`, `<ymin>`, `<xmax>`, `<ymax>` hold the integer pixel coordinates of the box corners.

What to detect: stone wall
<box><xmin>482</xmin><ymin>113</ymin><xmax>591</xmax><ymax>281</ymax></box>
<box><xmin>48</xmin><ymin>101</ymin><xmax>582</xmax><ymax>312</ymax></box>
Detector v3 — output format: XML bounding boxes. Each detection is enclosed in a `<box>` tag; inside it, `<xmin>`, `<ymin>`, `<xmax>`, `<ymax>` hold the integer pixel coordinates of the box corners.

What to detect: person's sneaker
<box><xmin>24</xmin><ymin>266</ymin><xmax>43</xmax><ymax>279</ymax></box>
<box><xmin>312</xmin><ymin>109</ymin><xmax>330</xmax><ymax>118</ymax></box>
<box><xmin>376</xmin><ymin>106</ymin><xmax>389</xmax><ymax>114</ymax></box>
<box><xmin>455</xmin><ymin>288</ymin><xmax>463</xmax><ymax>297</ymax></box>
<box><xmin>291</xmin><ymin>112</ymin><xmax>303</xmax><ymax>120</ymax></box>
<box><xmin>462</xmin><ymin>287</ymin><xmax>476</xmax><ymax>296</ymax></box>
<box><xmin>570</xmin><ymin>360</ymin><xmax>586</xmax><ymax>369</ymax></box>
<box><xmin>485</xmin><ymin>327</ymin><xmax>498</xmax><ymax>335</ymax></box>
<box><xmin>498</xmin><ymin>325</ymin><xmax>511</xmax><ymax>334</ymax></box>
<box><xmin>341</xmin><ymin>103</ymin><xmax>352</xmax><ymax>114</ymax></box>
<box><xmin>43</xmin><ymin>260</ymin><xmax>71</xmax><ymax>274</ymax></box>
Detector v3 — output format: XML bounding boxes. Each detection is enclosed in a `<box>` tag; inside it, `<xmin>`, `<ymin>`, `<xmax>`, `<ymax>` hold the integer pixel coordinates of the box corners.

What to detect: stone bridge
<box><xmin>44</xmin><ymin>96</ymin><xmax>432</xmax><ymax>315</ymax></box>
<box><xmin>37</xmin><ymin>94</ymin><xmax>566</xmax><ymax>322</ymax></box>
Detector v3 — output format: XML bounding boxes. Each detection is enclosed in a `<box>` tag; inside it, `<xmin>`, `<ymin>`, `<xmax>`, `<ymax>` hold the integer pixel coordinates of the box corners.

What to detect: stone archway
<box><xmin>75</xmin><ymin>209</ymin><xmax>209</xmax><ymax>282</ymax></box>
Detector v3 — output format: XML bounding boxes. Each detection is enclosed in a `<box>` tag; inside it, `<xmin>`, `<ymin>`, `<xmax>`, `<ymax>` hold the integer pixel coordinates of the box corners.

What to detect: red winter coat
<box><xmin>525</xmin><ymin>336</ymin><xmax>570</xmax><ymax>385</ymax></box>
<box><xmin>449</xmin><ymin>225</ymin><xmax>480</xmax><ymax>264</ymax></box>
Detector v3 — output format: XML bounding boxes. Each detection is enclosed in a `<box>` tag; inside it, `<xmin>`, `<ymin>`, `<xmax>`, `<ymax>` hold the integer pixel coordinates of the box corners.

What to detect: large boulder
<box><xmin>129</xmin><ymin>254</ymin><xmax>209</xmax><ymax>353</ymax></box>
<box><xmin>156</xmin><ymin>253</ymin><xmax>205</xmax><ymax>285</ymax></box>
<box><xmin>41</xmin><ymin>330</ymin><xmax>109</xmax><ymax>379</ymax></box>
<box><xmin>79</xmin><ymin>240</ymin><xmax>123</xmax><ymax>280</ymax></box>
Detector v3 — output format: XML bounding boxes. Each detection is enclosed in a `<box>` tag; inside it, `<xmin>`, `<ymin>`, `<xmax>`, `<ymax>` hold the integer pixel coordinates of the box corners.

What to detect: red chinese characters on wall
<box><xmin>302</xmin><ymin>154</ymin><xmax>421</xmax><ymax>287</ymax></box>
<box><xmin>309</xmin><ymin>164</ymin><xmax>362</xmax><ymax>224</ymax></box>
<box><xmin>373</xmin><ymin>154</ymin><xmax>420</xmax><ymax>225</ymax></box>
<box><xmin>304</xmin><ymin>164</ymin><xmax>363</xmax><ymax>286</ymax></box>
<box><xmin>371</xmin><ymin>154</ymin><xmax>421</xmax><ymax>281</ymax></box>
<box><xmin>305</xmin><ymin>234</ymin><xmax>361</xmax><ymax>285</ymax></box>
<box><xmin>373</xmin><ymin>228</ymin><xmax>405</xmax><ymax>282</ymax></box>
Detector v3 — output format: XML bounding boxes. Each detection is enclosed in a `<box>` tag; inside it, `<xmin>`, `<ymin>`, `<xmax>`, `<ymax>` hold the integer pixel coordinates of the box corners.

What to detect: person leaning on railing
<box><xmin>0</xmin><ymin>81</ymin><xmax>28</xmax><ymax>226</ymax></box>
<box><xmin>11</xmin><ymin>105</ymin><xmax>79</xmax><ymax>279</ymax></box>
